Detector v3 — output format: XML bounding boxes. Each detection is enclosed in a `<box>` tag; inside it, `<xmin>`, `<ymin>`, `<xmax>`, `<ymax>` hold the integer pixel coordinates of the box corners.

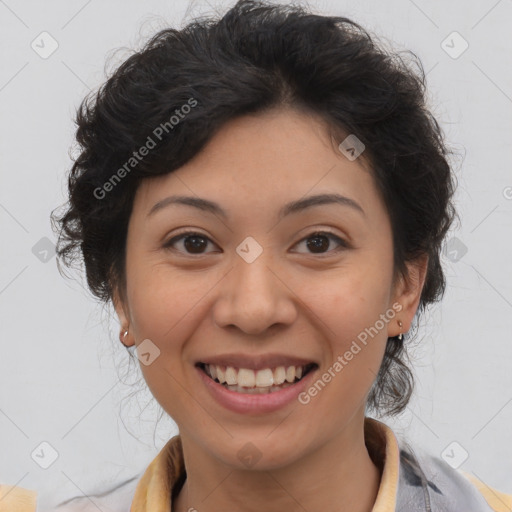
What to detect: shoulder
<box><xmin>396</xmin><ymin>441</ymin><xmax>512</xmax><ymax>512</ymax></box>
<box><xmin>0</xmin><ymin>485</ymin><xmax>37</xmax><ymax>512</ymax></box>
<box><xmin>50</xmin><ymin>473</ymin><xmax>141</xmax><ymax>512</ymax></box>
<box><xmin>1</xmin><ymin>472</ymin><xmax>142</xmax><ymax>512</ymax></box>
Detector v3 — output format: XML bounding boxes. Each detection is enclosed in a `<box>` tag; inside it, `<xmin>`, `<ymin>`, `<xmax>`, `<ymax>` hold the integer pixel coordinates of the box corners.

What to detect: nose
<box><xmin>212</xmin><ymin>252</ymin><xmax>298</xmax><ymax>336</ymax></box>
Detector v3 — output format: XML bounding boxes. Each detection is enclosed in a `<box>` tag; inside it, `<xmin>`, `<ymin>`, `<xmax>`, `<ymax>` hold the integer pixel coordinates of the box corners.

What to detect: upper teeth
<box><xmin>205</xmin><ymin>364</ymin><xmax>305</xmax><ymax>387</ymax></box>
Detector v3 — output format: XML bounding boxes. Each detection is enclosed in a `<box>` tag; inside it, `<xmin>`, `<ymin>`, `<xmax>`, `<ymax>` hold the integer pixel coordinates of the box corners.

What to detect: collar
<box><xmin>130</xmin><ymin>417</ymin><xmax>401</xmax><ymax>512</ymax></box>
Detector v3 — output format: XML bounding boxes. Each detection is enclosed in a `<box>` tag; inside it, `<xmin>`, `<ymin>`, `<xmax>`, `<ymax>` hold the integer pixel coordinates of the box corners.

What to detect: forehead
<box><xmin>133</xmin><ymin>108</ymin><xmax>381</xmax><ymax>220</ymax></box>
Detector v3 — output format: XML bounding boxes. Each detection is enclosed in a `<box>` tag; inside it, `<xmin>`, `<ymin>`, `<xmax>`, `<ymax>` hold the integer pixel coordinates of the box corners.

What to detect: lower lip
<box><xmin>196</xmin><ymin>365</ymin><xmax>317</xmax><ymax>414</ymax></box>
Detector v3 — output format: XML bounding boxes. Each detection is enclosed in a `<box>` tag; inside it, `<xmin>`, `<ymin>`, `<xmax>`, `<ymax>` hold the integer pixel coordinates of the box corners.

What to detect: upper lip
<box><xmin>197</xmin><ymin>353</ymin><xmax>318</xmax><ymax>371</ymax></box>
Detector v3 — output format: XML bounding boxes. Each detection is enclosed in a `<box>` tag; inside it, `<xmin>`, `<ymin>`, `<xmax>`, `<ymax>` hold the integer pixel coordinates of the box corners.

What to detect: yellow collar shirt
<box><xmin>129</xmin><ymin>418</ymin><xmax>512</xmax><ymax>512</ymax></box>
<box><xmin>2</xmin><ymin>418</ymin><xmax>511</xmax><ymax>512</ymax></box>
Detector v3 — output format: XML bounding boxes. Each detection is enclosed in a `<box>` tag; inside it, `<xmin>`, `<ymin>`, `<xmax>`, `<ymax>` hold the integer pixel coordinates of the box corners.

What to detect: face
<box><xmin>114</xmin><ymin>107</ymin><xmax>426</xmax><ymax>470</ymax></box>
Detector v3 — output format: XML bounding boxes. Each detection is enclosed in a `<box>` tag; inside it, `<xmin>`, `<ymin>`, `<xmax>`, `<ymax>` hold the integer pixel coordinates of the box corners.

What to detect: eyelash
<box><xmin>162</xmin><ymin>229</ymin><xmax>349</xmax><ymax>257</ymax></box>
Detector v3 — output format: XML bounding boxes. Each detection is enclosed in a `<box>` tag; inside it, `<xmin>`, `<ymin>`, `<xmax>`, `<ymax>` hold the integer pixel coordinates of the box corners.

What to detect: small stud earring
<box><xmin>397</xmin><ymin>320</ymin><xmax>403</xmax><ymax>341</ymax></box>
<box><xmin>120</xmin><ymin>328</ymin><xmax>129</xmax><ymax>347</ymax></box>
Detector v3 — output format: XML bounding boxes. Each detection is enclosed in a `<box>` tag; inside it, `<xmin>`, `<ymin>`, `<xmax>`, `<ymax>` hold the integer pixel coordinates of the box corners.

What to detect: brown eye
<box><xmin>164</xmin><ymin>232</ymin><xmax>218</xmax><ymax>255</ymax></box>
<box><xmin>294</xmin><ymin>231</ymin><xmax>348</xmax><ymax>255</ymax></box>
<box><xmin>163</xmin><ymin>230</ymin><xmax>348</xmax><ymax>257</ymax></box>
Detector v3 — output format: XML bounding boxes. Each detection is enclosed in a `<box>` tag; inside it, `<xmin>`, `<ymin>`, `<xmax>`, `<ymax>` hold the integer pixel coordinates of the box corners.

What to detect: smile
<box><xmin>197</xmin><ymin>362</ymin><xmax>317</xmax><ymax>394</ymax></box>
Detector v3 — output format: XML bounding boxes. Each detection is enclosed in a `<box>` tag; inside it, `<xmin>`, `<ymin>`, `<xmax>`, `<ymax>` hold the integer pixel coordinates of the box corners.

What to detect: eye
<box><xmin>163</xmin><ymin>231</ymin><xmax>218</xmax><ymax>255</ymax></box>
<box><xmin>292</xmin><ymin>230</ymin><xmax>349</xmax><ymax>255</ymax></box>
<box><xmin>162</xmin><ymin>230</ymin><xmax>349</xmax><ymax>256</ymax></box>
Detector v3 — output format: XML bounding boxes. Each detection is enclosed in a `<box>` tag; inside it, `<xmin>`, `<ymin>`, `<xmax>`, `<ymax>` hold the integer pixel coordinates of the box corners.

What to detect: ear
<box><xmin>112</xmin><ymin>287</ymin><xmax>135</xmax><ymax>347</ymax></box>
<box><xmin>389</xmin><ymin>254</ymin><xmax>429</xmax><ymax>337</ymax></box>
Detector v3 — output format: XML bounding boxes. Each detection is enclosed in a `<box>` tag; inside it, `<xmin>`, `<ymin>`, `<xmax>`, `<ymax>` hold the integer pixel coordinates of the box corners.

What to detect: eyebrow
<box><xmin>147</xmin><ymin>193</ymin><xmax>366</xmax><ymax>220</ymax></box>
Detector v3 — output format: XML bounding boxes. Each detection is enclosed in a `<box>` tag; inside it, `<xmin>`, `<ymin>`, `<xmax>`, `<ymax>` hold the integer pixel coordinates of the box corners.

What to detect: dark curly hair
<box><xmin>51</xmin><ymin>0</ymin><xmax>458</xmax><ymax>418</ymax></box>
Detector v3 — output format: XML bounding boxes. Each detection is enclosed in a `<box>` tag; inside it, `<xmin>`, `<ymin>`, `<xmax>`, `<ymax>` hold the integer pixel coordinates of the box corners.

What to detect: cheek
<box><xmin>124</xmin><ymin>263</ymin><xmax>204</xmax><ymax>399</ymax></box>
<box><xmin>307</xmin><ymin>269</ymin><xmax>392</xmax><ymax>348</ymax></box>
<box><xmin>299</xmin><ymin>269</ymin><xmax>391</xmax><ymax>410</ymax></box>
<box><xmin>126</xmin><ymin>258</ymin><xmax>205</xmax><ymax>342</ymax></box>
<box><xmin>126</xmin><ymin>284</ymin><xmax>197</xmax><ymax>420</ymax></box>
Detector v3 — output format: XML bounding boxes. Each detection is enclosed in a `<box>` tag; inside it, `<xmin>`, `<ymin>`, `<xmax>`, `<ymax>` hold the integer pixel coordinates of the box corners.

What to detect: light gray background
<box><xmin>1</xmin><ymin>0</ymin><xmax>511</xmax><ymax>510</ymax></box>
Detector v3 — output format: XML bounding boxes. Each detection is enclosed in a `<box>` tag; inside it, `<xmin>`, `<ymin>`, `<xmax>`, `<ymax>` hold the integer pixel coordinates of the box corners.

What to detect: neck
<box><xmin>173</xmin><ymin>415</ymin><xmax>382</xmax><ymax>512</ymax></box>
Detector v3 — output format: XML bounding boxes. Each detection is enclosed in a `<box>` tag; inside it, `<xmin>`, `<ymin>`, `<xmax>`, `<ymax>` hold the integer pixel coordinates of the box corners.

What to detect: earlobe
<box><xmin>119</xmin><ymin>327</ymin><xmax>132</xmax><ymax>347</ymax></box>
<box><xmin>112</xmin><ymin>288</ymin><xmax>134</xmax><ymax>347</ymax></box>
<box><xmin>391</xmin><ymin>254</ymin><xmax>429</xmax><ymax>336</ymax></box>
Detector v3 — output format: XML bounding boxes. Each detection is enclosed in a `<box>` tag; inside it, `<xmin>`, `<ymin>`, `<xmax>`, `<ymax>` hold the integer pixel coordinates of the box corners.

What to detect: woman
<box><xmin>8</xmin><ymin>0</ymin><xmax>508</xmax><ymax>510</ymax></box>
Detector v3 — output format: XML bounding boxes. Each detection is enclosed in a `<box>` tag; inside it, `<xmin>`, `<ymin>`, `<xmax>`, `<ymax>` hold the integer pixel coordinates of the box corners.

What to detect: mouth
<box><xmin>196</xmin><ymin>362</ymin><xmax>318</xmax><ymax>394</ymax></box>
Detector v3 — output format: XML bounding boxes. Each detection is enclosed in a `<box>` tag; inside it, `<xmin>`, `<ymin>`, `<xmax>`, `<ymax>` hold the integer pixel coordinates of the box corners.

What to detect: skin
<box><xmin>114</xmin><ymin>107</ymin><xmax>428</xmax><ymax>512</ymax></box>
